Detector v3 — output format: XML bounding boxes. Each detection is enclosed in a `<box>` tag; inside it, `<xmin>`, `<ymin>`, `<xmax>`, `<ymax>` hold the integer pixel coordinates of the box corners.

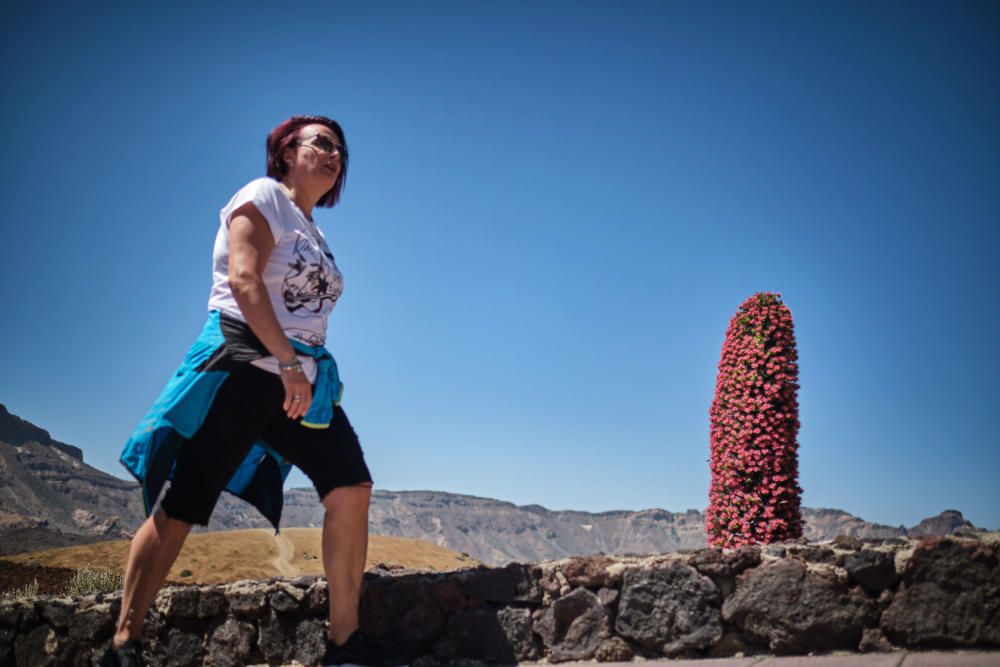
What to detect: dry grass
<box><xmin>5</xmin><ymin>529</ymin><xmax>481</xmax><ymax>586</ymax></box>
<box><xmin>0</xmin><ymin>578</ymin><xmax>39</xmax><ymax>600</ymax></box>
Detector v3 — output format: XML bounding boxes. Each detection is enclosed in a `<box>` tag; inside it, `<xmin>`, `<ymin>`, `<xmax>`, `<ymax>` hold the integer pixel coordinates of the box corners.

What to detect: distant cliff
<box><xmin>0</xmin><ymin>403</ymin><xmax>83</xmax><ymax>462</ymax></box>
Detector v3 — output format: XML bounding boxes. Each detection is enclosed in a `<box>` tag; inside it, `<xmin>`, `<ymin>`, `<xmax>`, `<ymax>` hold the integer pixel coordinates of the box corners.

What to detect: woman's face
<box><xmin>285</xmin><ymin>122</ymin><xmax>344</xmax><ymax>188</ymax></box>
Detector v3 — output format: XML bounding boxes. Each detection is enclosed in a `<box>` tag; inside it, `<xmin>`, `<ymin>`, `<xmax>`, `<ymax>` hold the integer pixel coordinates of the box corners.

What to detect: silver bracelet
<box><xmin>278</xmin><ymin>359</ymin><xmax>304</xmax><ymax>373</ymax></box>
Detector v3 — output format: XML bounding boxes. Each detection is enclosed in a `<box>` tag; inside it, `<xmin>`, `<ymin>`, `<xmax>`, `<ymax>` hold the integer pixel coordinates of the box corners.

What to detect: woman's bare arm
<box><xmin>228</xmin><ymin>202</ymin><xmax>312</xmax><ymax>419</ymax></box>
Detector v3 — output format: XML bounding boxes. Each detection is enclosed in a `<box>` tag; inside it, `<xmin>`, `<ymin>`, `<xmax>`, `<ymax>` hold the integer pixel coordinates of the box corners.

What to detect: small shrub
<box><xmin>179</xmin><ymin>569</ymin><xmax>193</xmax><ymax>578</ymax></box>
<box><xmin>65</xmin><ymin>567</ymin><xmax>123</xmax><ymax>596</ymax></box>
<box><xmin>1</xmin><ymin>578</ymin><xmax>39</xmax><ymax>600</ymax></box>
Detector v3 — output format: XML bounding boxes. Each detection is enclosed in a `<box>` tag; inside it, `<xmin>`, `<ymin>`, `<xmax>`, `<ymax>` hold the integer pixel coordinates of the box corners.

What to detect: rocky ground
<box><xmin>0</xmin><ymin>561</ymin><xmax>77</xmax><ymax>597</ymax></box>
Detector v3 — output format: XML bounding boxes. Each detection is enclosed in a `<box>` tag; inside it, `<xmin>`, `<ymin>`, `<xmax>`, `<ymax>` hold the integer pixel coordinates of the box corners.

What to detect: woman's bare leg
<box><xmin>112</xmin><ymin>509</ymin><xmax>192</xmax><ymax>648</ymax></box>
<box><xmin>321</xmin><ymin>482</ymin><xmax>373</xmax><ymax>645</ymax></box>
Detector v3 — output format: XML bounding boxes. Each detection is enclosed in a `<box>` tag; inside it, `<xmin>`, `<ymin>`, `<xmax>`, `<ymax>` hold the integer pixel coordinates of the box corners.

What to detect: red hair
<box><xmin>266</xmin><ymin>115</ymin><xmax>348</xmax><ymax>208</ymax></box>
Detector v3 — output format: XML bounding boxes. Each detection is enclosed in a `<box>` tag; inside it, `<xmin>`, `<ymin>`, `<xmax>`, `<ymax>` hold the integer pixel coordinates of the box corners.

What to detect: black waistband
<box><xmin>191</xmin><ymin>312</ymin><xmax>270</xmax><ymax>373</ymax></box>
<box><xmin>219</xmin><ymin>312</ymin><xmax>271</xmax><ymax>362</ymax></box>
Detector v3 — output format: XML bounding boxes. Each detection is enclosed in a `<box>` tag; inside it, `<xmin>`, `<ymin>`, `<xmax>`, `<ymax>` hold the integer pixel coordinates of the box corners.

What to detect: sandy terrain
<box><xmin>4</xmin><ymin>529</ymin><xmax>481</xmax><ymax>585</ymax></box>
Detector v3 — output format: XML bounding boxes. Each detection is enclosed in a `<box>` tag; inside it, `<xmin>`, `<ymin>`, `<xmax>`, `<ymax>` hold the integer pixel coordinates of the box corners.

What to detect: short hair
<box><xmin>265</xmin><ymin>115</ymin><xmax>349</xmax><ymax>208</ymax></box>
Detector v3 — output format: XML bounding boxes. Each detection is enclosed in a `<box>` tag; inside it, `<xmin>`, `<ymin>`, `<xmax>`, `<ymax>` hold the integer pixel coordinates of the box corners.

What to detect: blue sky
<box><xmin>2</xmin><ymin>1</ymin><xmax>997</xmax><ymax>531</ymax></box>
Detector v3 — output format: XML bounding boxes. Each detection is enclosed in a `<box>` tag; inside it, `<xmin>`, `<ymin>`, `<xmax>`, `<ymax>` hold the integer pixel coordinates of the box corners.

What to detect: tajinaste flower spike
<box><xmin>706</xmin><ymin>292</ymin><xmax>804</xmax><ymax>548</ymax></box>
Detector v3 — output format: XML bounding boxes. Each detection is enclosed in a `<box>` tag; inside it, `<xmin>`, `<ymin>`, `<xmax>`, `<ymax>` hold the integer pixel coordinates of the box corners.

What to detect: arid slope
<box><xmin>5</xmin><ymin>529</ymin><xmax>481</xmax><ymax>585</ymax></box>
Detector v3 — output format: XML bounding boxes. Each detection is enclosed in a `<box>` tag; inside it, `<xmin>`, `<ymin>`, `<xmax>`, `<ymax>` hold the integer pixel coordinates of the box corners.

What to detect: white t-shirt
<box><xmin>207</xmin><ymin>177</ymin><xmax>344</xmax><ymax>383</ymax></box>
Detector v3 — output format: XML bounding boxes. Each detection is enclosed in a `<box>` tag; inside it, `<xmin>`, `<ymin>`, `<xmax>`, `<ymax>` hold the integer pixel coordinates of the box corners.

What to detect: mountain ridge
<box><xmin>0</xmin><ymin>403</ymin><xmax>985</xmax><ymax>565</ymax></box>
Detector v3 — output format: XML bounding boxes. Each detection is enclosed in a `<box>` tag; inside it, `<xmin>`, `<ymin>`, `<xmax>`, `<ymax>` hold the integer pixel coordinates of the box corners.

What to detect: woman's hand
<box><xmin>280</xmin><ymin>364</ymin><xmax>313</xmax><ymax>420</ymax></box>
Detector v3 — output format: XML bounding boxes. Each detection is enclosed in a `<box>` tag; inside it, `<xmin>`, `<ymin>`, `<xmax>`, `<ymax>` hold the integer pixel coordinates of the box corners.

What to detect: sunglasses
<box><xmin>298</xmin><ymin>133</ymin><xmax>349</xmax><ymax>161</ymax></box>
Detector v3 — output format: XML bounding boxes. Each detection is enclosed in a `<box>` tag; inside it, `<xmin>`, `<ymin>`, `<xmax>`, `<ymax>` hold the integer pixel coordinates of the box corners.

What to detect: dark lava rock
<box><xmin>881</xmin><ymin>536</ymin><xmax>1000</xmax><ymax>648</ymax></box>
<box><xmin>721</xmin><ymin>558</ymin><xmax>878</xmax><ymax>654</ymax></box>
<box><xmin>532</xmin><ymin>587</ymin><xmax>610</xmax><ymax>662</ymax></box>
<box><xmin>615</xmin><ymin>561</ymin><xmax>723</xmax><ymax>657</ymax></box>
<box><xmin>844</xmin><ymin>549</ymin><xmax>899</xmax><ymax>595</ymax></box>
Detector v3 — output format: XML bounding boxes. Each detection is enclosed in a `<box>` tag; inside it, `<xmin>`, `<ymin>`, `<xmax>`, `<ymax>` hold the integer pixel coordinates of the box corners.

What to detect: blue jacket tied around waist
<box><xmin>119</xmin><ymin>310</ymin><xmax>344</xmax><ymax>531</ymax></box>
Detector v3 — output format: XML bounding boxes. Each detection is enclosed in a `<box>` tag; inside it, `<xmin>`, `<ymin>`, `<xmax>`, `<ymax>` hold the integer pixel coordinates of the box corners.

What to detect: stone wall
<box><xmin>2</xmin><ymin>534</ymin><xmax>998</xmax><ymax>666</ymax></box>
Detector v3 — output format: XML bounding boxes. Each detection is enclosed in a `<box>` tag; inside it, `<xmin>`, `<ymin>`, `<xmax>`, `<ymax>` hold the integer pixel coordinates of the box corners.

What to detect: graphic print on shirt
<box><xmin>282</xmin><ymin>234</ymin><xmax>342</xmax><ymax>324</ymax></box>
<box><xmin>285</xmin><ymin>328</ymin><xmax>325</xmax><ymax>345</ymax></box>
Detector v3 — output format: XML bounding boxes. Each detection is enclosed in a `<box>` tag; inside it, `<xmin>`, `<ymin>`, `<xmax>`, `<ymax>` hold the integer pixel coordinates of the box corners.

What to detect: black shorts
<box><xmin>159</xmin><ymin>363</ymin><xmax>373</xmax><ymax>526</ymax></box>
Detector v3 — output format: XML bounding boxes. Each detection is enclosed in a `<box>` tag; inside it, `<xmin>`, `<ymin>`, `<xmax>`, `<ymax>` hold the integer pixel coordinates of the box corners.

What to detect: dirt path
<box><xmin>271</xmin><ymin>531</ymin><xmax>297</xmax><ymax>577</ymax></box>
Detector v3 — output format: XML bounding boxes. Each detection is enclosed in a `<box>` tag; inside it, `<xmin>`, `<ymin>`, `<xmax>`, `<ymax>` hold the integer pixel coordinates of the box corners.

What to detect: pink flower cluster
<box><xmin>705</xmin><ymin>292</ymin><xmax>804</xmax><ymax>548</ymax></box>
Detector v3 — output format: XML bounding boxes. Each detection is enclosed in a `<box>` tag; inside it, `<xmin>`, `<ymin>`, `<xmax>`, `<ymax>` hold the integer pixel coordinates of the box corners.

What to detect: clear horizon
<box><xmin>2</xmin><ymin>1</ymin><xmax>998</xmax><ymax>531</ymax></box>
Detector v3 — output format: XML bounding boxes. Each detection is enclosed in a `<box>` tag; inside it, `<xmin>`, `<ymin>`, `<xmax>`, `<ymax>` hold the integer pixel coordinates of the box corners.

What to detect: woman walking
<box><xmin>101</xmin><ymin>116</ymin><xmax>405</xmax><ymax>667</ymax></box>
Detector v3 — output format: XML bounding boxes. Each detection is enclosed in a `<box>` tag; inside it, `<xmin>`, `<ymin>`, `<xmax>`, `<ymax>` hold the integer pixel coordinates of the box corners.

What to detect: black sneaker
<box><xmin>322</xmin><ymin>629</ymin><xmax>408</xmax><ymax>667</ymax></box>
<box><xmin>95</xmin><ymin>639</ymin><xmax>145</xmax><ymax>667</ymax></box>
